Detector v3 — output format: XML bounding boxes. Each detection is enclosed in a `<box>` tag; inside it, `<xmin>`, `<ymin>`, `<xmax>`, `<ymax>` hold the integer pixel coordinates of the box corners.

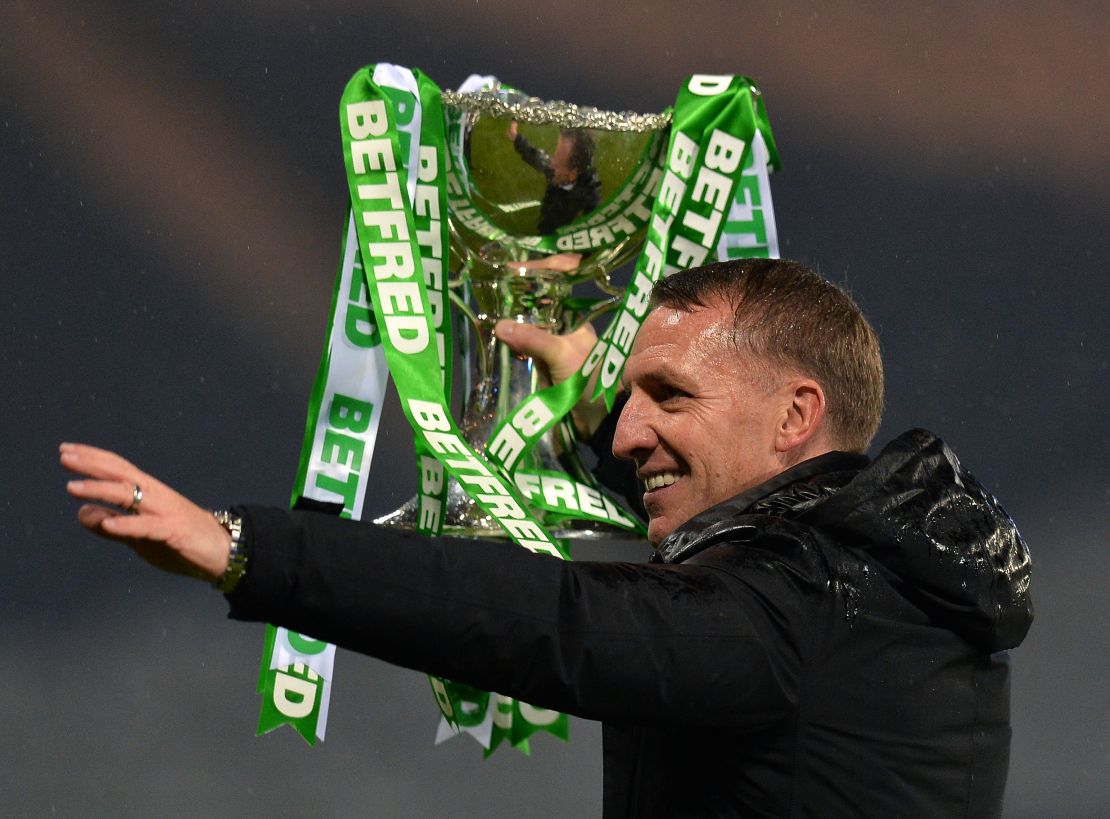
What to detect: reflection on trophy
<box><xmin>506</xmin><ymin>119</ymin><xmax>601</xmax><ymax>234</ymax></box>
<box><xmin>375</xmin><ymin>88</ymin><xmax>670</xmax><ymax>539</ymax></box>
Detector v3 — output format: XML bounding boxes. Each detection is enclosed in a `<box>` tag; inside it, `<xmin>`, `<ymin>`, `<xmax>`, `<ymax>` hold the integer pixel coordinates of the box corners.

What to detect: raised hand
<box><xmin>60</xmin><ymin>443</ymin><xmax>231</xmax><ymax>583</ymax></box>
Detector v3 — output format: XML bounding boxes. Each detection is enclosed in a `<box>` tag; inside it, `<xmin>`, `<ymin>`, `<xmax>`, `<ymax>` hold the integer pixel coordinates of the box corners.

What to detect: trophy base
<box><xmin>373</xmin><ymin>478</ymin><xmax>637</xmax><ymax>542</ymax></box>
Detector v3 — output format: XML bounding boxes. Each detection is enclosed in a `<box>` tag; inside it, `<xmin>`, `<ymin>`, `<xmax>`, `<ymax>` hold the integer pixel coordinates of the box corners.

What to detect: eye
<box><xmin>654</xmin><ymin>382</ymin><xmax>691</xmax><ymax>405</ymax></box>
<box><xmin>635</xmin><ymin>372</ymin><xmax>693</xmax><ymax>406</ymax></box>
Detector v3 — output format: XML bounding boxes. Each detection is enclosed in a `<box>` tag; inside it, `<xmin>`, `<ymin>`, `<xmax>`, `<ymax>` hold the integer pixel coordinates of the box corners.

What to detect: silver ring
<box><xmin>127</xmin><ymin>484</ymin><xmax>143</xmax><ymax>514</ymax></box>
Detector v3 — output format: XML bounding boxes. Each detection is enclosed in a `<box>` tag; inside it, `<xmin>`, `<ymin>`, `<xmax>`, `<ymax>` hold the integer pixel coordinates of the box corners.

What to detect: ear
<box><xmin>774</xmin><ymin>378</ymin><xmax>826</xmax><ymax>454</ymax></box>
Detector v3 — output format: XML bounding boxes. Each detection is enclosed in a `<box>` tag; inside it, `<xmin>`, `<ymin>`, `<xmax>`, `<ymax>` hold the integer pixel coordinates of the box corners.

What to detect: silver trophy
<box><xmin>375</xmin><ymin>88</ymin><xmax>670</xmax><ymax>538</ymax></box>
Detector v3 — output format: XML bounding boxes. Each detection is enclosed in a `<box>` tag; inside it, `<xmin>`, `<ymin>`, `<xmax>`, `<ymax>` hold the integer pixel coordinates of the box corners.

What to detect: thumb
<box><xmin>494</xmin><ymin>319</ymin><xmax>561</xmax><ymax>359</ymax></box>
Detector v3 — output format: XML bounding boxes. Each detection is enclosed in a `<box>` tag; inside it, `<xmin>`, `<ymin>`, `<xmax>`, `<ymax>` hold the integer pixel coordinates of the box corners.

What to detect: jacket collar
<box><xmin>652</xmin><ymin>451</ymin><xmax>869</xmax><ymax>564</ymax></box>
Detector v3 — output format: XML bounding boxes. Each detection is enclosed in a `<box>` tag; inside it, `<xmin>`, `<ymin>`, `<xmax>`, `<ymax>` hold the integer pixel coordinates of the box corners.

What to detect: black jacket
<box><xmin>227</xmin><ymin>429</ymin><xmax>1032</xmax><ymax>817</ymax></box>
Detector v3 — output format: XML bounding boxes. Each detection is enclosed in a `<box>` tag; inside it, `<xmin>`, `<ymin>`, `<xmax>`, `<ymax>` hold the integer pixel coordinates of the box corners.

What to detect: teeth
<box><xmin>643</xmin><ymin>472</ymin><xmax>680</xmax><ymax>491</ymax></box>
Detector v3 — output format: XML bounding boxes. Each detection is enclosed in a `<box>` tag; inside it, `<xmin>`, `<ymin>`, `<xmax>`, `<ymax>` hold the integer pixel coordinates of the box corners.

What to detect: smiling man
<box><xmin>615</xmin><ymin>275</ymin><xmax>841</xmax><ymax>544</ymax></box>
<box><xmin>63</xmin><ymin>259</ymin><xmax>1032</xmax><ymax>817</ymax></box>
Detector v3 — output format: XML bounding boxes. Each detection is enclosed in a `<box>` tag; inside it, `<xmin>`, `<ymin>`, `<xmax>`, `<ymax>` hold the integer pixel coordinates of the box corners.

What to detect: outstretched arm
<box><xmin>60</xmin><ymin>442</ymin><xmax>231</xmax><ymax>583</ymax></box>
<box><xmin>60</xmin><ymin>443</ymin><xmax>796</xmax><ymax>727</ymax></box>
<box><xmin>230</xmin><ymin>506</ymin><xmax>799</xmax><ymax>728</ymax></box>
<box><xmin>508</xmin><ymin>125</ymin><xmax>550</xmax><ymax>175</ymax></box>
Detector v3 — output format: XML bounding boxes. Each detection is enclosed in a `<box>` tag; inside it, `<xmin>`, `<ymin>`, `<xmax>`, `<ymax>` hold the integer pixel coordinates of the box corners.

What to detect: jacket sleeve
<box><xmin>227</xmin><ymin>506</ymin><xmax>803</xmax><ymax>729</ymax></box>
<box><xmin>513</xmin><ymin>133</ymin><xmax>551</xmax><ymax>177</ymax></box>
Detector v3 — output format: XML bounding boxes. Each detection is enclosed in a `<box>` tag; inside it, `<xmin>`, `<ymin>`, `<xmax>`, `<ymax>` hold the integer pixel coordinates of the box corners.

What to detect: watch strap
<box><xmin>212</xmin><ymin>510</ymin><xmax>248</xmax><ymax>594</ymax></box>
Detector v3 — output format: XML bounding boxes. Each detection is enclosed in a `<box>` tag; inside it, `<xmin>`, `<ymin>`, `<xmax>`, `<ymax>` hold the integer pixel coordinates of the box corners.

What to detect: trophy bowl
<box><xmin>374</xmin><ymin>87</ymin><xmax>670</xmax><ymax>539</ymax></box>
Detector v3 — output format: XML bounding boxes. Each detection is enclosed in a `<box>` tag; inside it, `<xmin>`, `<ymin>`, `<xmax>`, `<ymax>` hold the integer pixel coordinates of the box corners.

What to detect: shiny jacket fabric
<box><xmin>227</xmin><ymin>429</ymin><xmax>1032</xmax><ymax>817</ymax></box>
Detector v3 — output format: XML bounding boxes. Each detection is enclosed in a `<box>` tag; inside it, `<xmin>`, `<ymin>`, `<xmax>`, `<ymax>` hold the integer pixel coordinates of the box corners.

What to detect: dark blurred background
<box><xmin>3</xmin><ymin>1</ymin><xmax>1106</xmax><ymax>815</ymax></box>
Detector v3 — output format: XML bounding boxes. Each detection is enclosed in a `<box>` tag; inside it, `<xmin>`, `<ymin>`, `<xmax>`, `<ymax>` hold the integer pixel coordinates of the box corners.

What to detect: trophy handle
<box><xmin>448</xmin><ymin>286</ymin><xmax>481</xmax><ymax>330</ymax></box>
<box><xmin>567</xmin><ymin>296</ymin><xmax>620</xmax><ymax>331</ymax></box>
<box><xmin>447</xmin><ymin>286</ymin><xmax>492</xmax><ymax>380</ymax></box>
<box><xmin>574</xmin><ymin>235</ymin><xmax>644</xmax><ymax>296</ymax></box>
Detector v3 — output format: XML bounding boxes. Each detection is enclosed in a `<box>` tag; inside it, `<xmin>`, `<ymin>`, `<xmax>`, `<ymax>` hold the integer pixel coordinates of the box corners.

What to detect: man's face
<box><xmin>551</xmin><ymin>137</ymin><xmax>579</xmax><ymax>186</ymax></box>
<box><xmin>614</xmin><ymin>299</ymin><xmax>792</xmax><ymax>545</ymax></box>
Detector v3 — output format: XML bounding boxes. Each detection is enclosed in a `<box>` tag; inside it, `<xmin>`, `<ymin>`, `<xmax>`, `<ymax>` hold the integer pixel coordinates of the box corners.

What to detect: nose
<box><xmin>612</xmin><ymin>390</ymin><xmax>657</xmax><ymax>463</ymax></box>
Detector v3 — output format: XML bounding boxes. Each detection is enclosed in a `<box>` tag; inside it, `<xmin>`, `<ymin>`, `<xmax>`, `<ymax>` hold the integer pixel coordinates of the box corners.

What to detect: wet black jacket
<box><xmin>227</xmin><ymin>429</ymin><xmax>1032</xmax><ymax>817</ymax></box>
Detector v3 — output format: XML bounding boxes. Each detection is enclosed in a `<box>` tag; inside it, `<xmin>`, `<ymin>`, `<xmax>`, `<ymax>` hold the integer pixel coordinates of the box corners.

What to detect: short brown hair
<box><xmin>651</xmin><ymin>259</ymin><xmax>884</xmax><ymax>452</ymax></box>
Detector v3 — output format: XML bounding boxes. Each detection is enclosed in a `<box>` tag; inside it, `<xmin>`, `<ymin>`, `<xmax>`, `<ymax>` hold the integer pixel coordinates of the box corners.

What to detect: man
<box><xmin>62</xmin><ymin>259</ymin><xmax>1032</xmax><ymax>817</ymax></box>
<box><xmin>508</xmin><ymin>119</ymin><xmax>602</xmax><ymax>234</ymax></box>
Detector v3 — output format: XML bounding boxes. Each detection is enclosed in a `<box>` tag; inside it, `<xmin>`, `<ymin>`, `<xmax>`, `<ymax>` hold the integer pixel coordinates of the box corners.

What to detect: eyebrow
<box><xmin>623</xmin><ymin>360</ymin><xmax>691</xmax><ymax>393</ymax></box>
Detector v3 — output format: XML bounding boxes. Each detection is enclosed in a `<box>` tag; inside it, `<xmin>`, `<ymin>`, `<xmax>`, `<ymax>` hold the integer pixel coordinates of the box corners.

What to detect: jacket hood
<box><xmin>656</xmin><ymin>430</ymin><xmax>1033</xmax><ymax>653</ymax></box>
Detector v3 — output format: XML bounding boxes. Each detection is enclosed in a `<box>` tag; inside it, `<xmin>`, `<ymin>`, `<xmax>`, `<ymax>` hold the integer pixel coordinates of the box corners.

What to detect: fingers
<box><xmin>514</xmin><ymin>252</ymin><xmax>582</xmax><ymax>273</ymax></box>
<box><xmin>61</xmin><ymin>442</ymin><xmax>231</xmax><ymax>583</ymax></box>
<box><xmin>495</xmin><ymin>320</ymin><xmax>598</xmax><ymax>384</ymax></box>
<box><xmin>75</xmin><ymin>502</ymin><xmax>157</xmax><ymax>540</ymax></box>
<box><xmin>67</xmin><ymin>477</ymin><xmax>142</xmax><ymax>511</ymax></box>
<box><xmin>494</xmin><ymin>319</ymin><xmax>562</xmax><ymax>359</ymax></box>
<box><xmin>566</xmin><ymin>321</ymin><xmax>598</xmax><ymax>345</ymax></box>
<box><xmin>494</xmin><ymin>320</ymin><xmax>596</xmax><ymax>359</ymax></box>
<box><xmin>60</xmin><ymin>443</ymin><xmax>176</xmax><ymax>518</ymax></box>
<box><xmin>76</xmin><ymin>503</ymin><xmax>120</xmax><ymax>534</ymax></box>
<box><xmin>74</xmin><ymin>502</ymin><xmax>166</xmax><ymax>542</ymax></box>
<box><xmin>59</xmin><ymin>443</ymin><xmax>145</xmax><ymax>485</ymax></box>
<box><xmin>95</xmin><ymin>509</ymin><xmax>177</xmax><ymax>542</ymax></box>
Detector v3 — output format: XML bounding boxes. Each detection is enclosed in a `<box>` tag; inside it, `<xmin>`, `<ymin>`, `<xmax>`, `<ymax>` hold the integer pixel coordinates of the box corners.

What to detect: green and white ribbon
<box><xmin>368</xmin><ymin>64</ymin><xmax>453</xmax><ymax>537</ymax></box>
<box><xmin>339</xmin><ymin>65</ymin><xmax>566</xmax><ymax>556</ymax></box>
<box><xmin>589</xmin><ymin>74</ymin><xmax>778</xmax><ymax>406</ymax></box>
<box><xmin>256</xmin><ymin>208</ymin><xmax>392</xmax><ymax>743</ymax></box>
<box><xmin>716</xmin><ymin>127</ymin><xmax>779</xmax><ymax>261</ymax></box>
<box><xmin>514</xmin><ymin>469</ymin><xmax>641</xmax><ymax>530</ymax></box>
<box><xmin>343</xmin><ymin>64</ymin><xmax>575</xmax><ymax>754</ymax></box>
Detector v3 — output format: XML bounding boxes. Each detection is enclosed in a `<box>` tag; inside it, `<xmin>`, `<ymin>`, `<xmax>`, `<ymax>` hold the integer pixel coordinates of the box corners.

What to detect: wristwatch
<box><xmin>212</xmin><ymin>510</ymin><xmax>248</xmax><ymax>593</ymax></box>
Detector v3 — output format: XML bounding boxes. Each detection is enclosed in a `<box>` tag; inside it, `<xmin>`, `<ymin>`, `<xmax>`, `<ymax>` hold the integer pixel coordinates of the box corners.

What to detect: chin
<box><xmin>646</xmin><ymin>520</ymin><xmax>672</xmax><ymax>546</ymax></box>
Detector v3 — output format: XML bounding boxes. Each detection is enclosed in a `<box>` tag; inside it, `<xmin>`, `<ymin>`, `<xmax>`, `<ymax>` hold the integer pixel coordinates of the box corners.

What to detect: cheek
<box><xmin>700</xmin><ymin>424</ymin><xmax>761</xmax><ymax>492</ymax></box>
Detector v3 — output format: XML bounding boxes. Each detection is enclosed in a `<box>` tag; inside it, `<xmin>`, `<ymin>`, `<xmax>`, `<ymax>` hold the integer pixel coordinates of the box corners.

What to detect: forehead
<box><xmin>626</xmin><ymin>302</ymin><xmax>737</xmax><ymax>374</ymax></box>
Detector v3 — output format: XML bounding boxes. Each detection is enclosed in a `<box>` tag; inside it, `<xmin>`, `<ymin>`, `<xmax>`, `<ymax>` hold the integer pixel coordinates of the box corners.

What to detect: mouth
<box><xmin>642</xmin><ymin>471</ymin><xmax>683</xmax><ymax>493</ymax></box>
